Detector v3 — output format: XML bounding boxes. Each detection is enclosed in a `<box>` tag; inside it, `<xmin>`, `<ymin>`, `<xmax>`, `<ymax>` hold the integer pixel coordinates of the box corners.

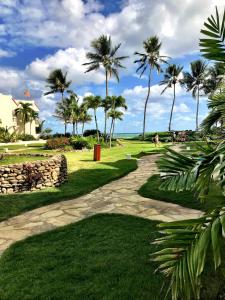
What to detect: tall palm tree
<box><xmin>78</xmin><ymin>105</ymin><xmax>92</xmax><ymax>135</ymax></box>
<box><xmin>83</xmin><ymin>35</ymin><xmax>128</xmax><ymax>111</ymax></box>
<box><xmin>15</xmin><ymin>102</ymin><xmax>33</xmax><ymax>134</ymax></box>
<box><xmin>107</xmin><ymin>95</ymin><xmax>127</xmax><ymax>146</ymax></box>
<box><xmin>44</xmin><ymin>69</ymin><xmax>72</xmax><ymax>101</ymax></box>
<box><xmin>108</xmin><ymin>110</ymin><xmax>123</xmax><ymax>139</ymax></box>
<box><xmin>204</xmin><ymin>62</ymin><xmax>225</xmax><ymax>94</ymax></box>
<box><xmin>160</xmin><ymin>64</ymin><xmax>183</xmax><ymax>131</ymax></box>
<box><xmin>53</xmin><ymin>99</ymin><xmax>71</xmax><ymax>135</ymax></box>
<box><xmin>29</xmin><ymin>110</ymin><xmax>39</xmax><ymax>135</ymax></box>
<box><xmin>183</xmin><ymin>60</ymin><xmax>208</xmax><ymax>131</ymax></box>
<box><xmin>134</xmin><ymin>36</ymin><xmax>168</xmax><ymax>140</ymax></box>
<box><xmin>83</xmin><ymin>95</ymin><xmax>102</xmax><ymax>142</ymax></box>
<box><xmin>101</xmin><ymin>97</ymin><xmax>112</xmax><ymax>137</ymax></box>
<box><xmin>66</xmin><ymin>92</ymin><xmax>79</xmax><ymax>135</ymax></box>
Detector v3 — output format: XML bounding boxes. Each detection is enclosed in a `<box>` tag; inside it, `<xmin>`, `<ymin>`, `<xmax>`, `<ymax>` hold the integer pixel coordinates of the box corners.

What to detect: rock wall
<box><xmin>0</xmin><ymin>154</ymin><xmax>68</xmax><ymax>194</ymax></box>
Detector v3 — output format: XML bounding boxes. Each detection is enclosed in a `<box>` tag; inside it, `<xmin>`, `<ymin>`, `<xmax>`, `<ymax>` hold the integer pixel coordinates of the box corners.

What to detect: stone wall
<box><xmin>0</xmin><ymin>154</ymin><xmax>68</xmax><ymax>194</ymax></box>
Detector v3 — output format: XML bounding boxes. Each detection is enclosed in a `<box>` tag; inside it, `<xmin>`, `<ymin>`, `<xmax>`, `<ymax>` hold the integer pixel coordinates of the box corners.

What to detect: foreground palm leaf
<box><xmin>200</xmin><ymin>7</ymin><xmax>225</xmax><ymax>62</ymax></box>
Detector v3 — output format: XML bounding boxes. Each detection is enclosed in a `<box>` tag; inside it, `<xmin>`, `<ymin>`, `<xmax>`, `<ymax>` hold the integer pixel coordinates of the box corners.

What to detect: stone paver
<box><xmin>0</xmin><ymin>154</ymin><xmax>202</xmax><ymax>254</ymax></box>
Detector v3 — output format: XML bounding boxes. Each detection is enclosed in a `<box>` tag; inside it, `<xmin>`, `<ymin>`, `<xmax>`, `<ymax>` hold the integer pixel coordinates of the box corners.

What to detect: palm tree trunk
<box><xmin>112</xmin><ymin>119</ymin><xmax>115</xmax><ymax>138</ymax></box>
<box><xmin>64</xmin><ymin>122</ymin><xmax>67</xmax><ymax>135</ymax></box>
<box><xmin>94</xmin><ymin>109</ymin><xmax>99</xmax><ymax>143</ymax></box>
<box><xmin>76</xmin><ymin>122</ymin><xmax>78</xmax><ymax>135</ymax></box>
<box><xmin>72</xmin><ymin>122</ymin><xmax>75</xmax><ymax>135</ymax></box>
<box><xmin>82</xmin><ymin>122</ymin><xmax>84</xmax><ymax>136</ymax></box>
<box><xmin>168</xmin><ymin>84</ymin><xmax>176</xmax><ymax>132</ymax></box>
<box><xmin>196</xmin><ymin>85</ymin><xmax>200</xmax><ymax>132</ymax></box>
<box><xmin>142</xmin><ymin>68</ymin><xmax>152</xmax><ymax>140</ymax></box>
<box><xmin>104</xmin><ymin>70</ymin><xmax>108</xmax><ymax>138</ymax></box>
<box><xmin>109</xmin><ymin>98</ymin><xmax>116</xmax><ymax>148</ymax></box>
<box><xmin>109</xmin><ymin>118</ymin><xmax>114</xmax><ymax>140</ymax></box>
<box><xmin>61</xmin><ymin>91</ymin><xmax>64</xmax><ymax>102</ymax></box>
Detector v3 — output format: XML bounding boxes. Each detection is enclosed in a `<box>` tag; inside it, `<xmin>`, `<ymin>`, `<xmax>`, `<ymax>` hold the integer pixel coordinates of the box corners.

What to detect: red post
<box><xmin>93</xmin><ymin>144</ymin><xmax>101</xmax><ymax>161</ymax></box>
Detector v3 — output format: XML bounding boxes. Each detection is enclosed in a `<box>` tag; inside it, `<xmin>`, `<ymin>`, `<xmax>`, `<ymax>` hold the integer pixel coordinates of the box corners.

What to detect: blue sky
<box><xmin>0</xmin><ymin>0</ymin><xmax>223</xmax><ymax>133</ymax></box>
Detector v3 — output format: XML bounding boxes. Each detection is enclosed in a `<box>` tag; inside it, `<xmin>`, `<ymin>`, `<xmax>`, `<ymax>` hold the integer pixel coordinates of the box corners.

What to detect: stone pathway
<box><xmin>0</xmin><ymin>154</ymin><xmax>202</xmax><ymax>254</ymax></box>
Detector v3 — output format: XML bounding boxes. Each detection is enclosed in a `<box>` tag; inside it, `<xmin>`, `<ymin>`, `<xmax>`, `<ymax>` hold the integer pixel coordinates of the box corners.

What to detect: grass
<box><xmin>139</xmin><ymin>174</ymin><xmax>225</xmax><ymax>211</ymax></box>
<box><xmin>0</xmin><ymin>155</ymin><xmax>47</xmax><ymax>165</ymax></box>
<box><xmin>0</xmin><ymin>141</ymin><xmax>166</xmax><ymax>221</ymax></box>
<box><xmin>0</xmin><ymin>214</ymin><xmax>164</xmax><ymax>300</ymax></box>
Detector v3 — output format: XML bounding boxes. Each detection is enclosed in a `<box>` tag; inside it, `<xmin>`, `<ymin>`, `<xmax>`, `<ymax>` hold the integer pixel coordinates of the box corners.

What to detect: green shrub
<box><xmin>17</xmin><ymin>134</ymin><xmax>36</xmax><ymax>141</ymax></box>
<box><xmin>83</xmin><ymin>129</ymin><xmax>101</xmax><ymax>137</ymax></box>
<box><xmin>70</xmin><ymin>136</ymin><xmax>94</xmax><ymax>150</ymax></box>
<box><xmin>0</xmin><ymin>132</ymin><xmax>17</xmax><ymax>143</ymax></box>
<box><xmin>45</xmin><ymin>137</ymin><xmax>70</xmax><ymax>150</ymax></box>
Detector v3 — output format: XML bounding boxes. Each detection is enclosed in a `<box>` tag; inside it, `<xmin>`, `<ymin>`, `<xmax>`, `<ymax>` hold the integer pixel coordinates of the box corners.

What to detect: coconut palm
<box><xmin>204</xmin><ymin>62</ymin><xmax>225</xmax><ymax>94</ymax></box>
<box><xmin>44</xmin><ymin>69</ymin><xmax>72</xmax><ymax>101</ymax></box>
<box><xmin>83</xmin><ymin>95</ymin><xmax>102</xmax><ymax>142</ymax></box>
<box><xmin>160</xmin><ymin>64</ymin><xmax>183</xmax><ymax>131</ymax></box>
<box><xmin>183</xmin><ymin>60</ymin><xmax>208</xmax><ymax>131</ymax></box>
<box><xmin>78</xmin><ymin>105</ymin><xmax>92</xmax><ymax>135</ymax></box>
<box><xmin>29</xmin><ymin>110</ymin><xmax>39</xmax><ymax>135</ymax></box>
<box><xmin>134</xmin><ymin>36</ymin><xmax>168</xmax><ymax>139</ymax></box>
<box><xmin>54</xmin><ymin>99</ymin><xmax>71</xmax><ymax>135</ymax></box>
<box><xmin>83</xmin><ymin>35</ymin><xmax>128</xmax><ymax>105</ymax></box>
<box><xmin>66</xmin><ymin>92</ymin><xmax>79</xmax><ymax>135</ymax></box>
<box><xmin>108</xmin><ymin>110</ymin><xmax>123</xmax><ymax>139</ymax></box>
<box><xmin>101</xmin><ymin>97</ymin><xmax>112</xmax><ymax>137</ymax></box>
<box><xmin>200</xmin><ymin>6</ymin><xmax>225</xmax><ymax>62</ymax></box>
<box><xmin>15</xmin><ymin>102</ymin><xmax>34</xmax><ymax>134</ymax></box>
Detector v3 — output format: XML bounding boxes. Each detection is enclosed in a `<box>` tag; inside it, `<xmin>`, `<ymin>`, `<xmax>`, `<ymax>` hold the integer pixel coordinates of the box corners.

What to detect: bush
<box><xmin>70</xmin><ymin>136</ymin><xmax>94</xmax><ymax>150</ymax></box>
<box><xmin>83</xmin><ymin>129</ymin><xmax>101</xmax><ymax>137</ymax></box>
<box><xmin>17</xmin><ymin>134</ymin><xmax>36</xmax><ymax>141</ymax></box>
<box><xmin>0</xmin><ymin>132</ymin><xmax>17</xmax><ymax>143</ymax></box>
<box><xmin>53</xmin><ymin>133</ymin><xmax>71</xmax><ymax>138</ymax></box>
<box><xmin>45</xmin><ymin>137</ymin><xmax>70</xmax><ymax>150</ymax></box>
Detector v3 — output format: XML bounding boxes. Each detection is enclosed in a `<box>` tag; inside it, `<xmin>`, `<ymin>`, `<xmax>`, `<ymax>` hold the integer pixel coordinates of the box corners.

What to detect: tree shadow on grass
<box><xmin>0</xmin><ymin>159</ymin><xmax>138</xmax><ymax>222</ymax></box>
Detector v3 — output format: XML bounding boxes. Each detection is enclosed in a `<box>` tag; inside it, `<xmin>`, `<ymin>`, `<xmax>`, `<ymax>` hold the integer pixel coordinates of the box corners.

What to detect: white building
<box><xmin>0</xmin><ymin>93</ymin><xmax>39</xmax><ymax>137</ymax></box>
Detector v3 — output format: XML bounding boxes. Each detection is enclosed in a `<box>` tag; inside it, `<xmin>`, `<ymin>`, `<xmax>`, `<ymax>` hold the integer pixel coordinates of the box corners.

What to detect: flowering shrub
<box><xmin>45</xmin><ymin>137</ymin><xmax>70</xmax><ymax>150</ymax></box>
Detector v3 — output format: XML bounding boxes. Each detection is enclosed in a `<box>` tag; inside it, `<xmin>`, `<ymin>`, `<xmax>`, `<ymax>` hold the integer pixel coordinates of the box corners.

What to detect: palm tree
<box><xmin>44</xmin><ymin>69</ymin><xmax>72</xmax><ymax>101</ymax></box>
<box><xmin>78</xmin><ymin>105</ymin><xmax>92</xmax><ymax>135</ymax></box>
<box><xmin>101</xmin><ymin>97</ymin><xmax>112</xmax><ymax>137</ymax></box>
<box><xmin>134</xmin><ymin>36</ymin><xmax>168</xmax><ymax>140</ymax></box>
<box><xmin>29</xmin><ymin>110</ymin><xmax>39</xmax><ymax>135</ymax></box>
<box><xmin>160</xmin><ymin>64</ymin><xmax>183</xmax><ymax>131</ymax></box>
<box><xmin>83</xmin><ymin>95</ymin><xmax>102</xmax><ymax>142</ymax></box>
<box><xmin>15</xmin><ymin>102</ymin><xmax>33</xmax><ymax>134</ymax></box>
<box><xmin>66</xmin><ymin>92</ymin><xmax>79</xmax><ymax>135</ymax></box>
<box><xmin>204</xmin><ymin>62</ymin><xmax>225</xmax><ymax>94</ymax></box>
<box><xmin>54</xmin><ymin>99</ymin><xmax>71</xmax><ymax>135</ymax></box>
<box><xmin>183</xmin><ymin>60</ymin><xmax>208</xmax><ymax>131</ymax></box>
<box><xmin>108</xmin><ymin>110</ymin><xmax>123</xmax><ymax>139</ymax></box>
<box><xmin>83</xmin><ymin>35</ymin><xmax>128</xmax><ymax>110</ymax></box>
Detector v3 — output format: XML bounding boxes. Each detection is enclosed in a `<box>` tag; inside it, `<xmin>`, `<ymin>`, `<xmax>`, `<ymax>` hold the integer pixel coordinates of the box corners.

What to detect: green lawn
<box><xmin>0</xmin><ymin>155</ymin><xmax>47</xmax><ymax>165</ymax></box>
<box><xmin>0</xmin><ymin>214</ymin><xmax>164</xmax><ymax>300</ymax></box>
<box><xmin>139</xmin><ymin>174</ymin><xmax>225</xmax><ymax>211</ymax></box>
<box><xmin>0</xmin><ymin>141</ymin><xmax>165</xmax><ymax>221</ymax></box>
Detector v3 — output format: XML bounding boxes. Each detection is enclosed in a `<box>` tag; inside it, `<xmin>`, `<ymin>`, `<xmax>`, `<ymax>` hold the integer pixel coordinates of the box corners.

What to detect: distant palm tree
<box><xmin>15</xmin><ymin>102</ymin><xmax>33</xmax><ymax>134</ymax></box>
<box><xmin>204</xmin><ymin>62</ymin><xmax>225</xmax><ymax>95</ymax></box>
<box><xmin>160</xmin><ymin>64</ymin><xmax>183</xmax><ymax>131</ymax></box>
<box><xmin>44</xmin><ymin>69</ymin><xmax>72</xmax><ymax>101</ymax></box>
<box><xmin>66</xmin><ymin>92</ymin><xmax>79</xmax><ymax>135</ymax></box>
<box><xmin>83</xmin><ymin>95</ymin><xmax>102</xmax><ymax>142</ymax></box>
<box><xmin>134</xmin><ymin>36</ymin><xmax>168</xmax><ymax>139</ymax></box>
<box><xmin>183</xmin><ymin>60</ymin><xmax>208</xmax><ymax>131</ymax></box>
<box><xmin>83</xmin><ymin>35</ymin><xmax>128</xmax><ymax>112</ymax></box>
<box><xmin>54</xmin><ymin>99</ymin><xmax>71</xmax><ymax>135</ymax></box>
<box><xmin>79</xmin><ymin>105</ymin><xmax>92</xmax><ymax>135</ymax></box>
<box><xmin>29</xmin><ymin>110</ymin><xmax>39</xmax><ymax>135</ymax></box>
<box><xmin>101</xmin><ymin>97</ymin><xmax>112</xmax><ymax>137</ymax></box>
<box><xmin>108</xmin><ymin>110</ymin><xmax>123</xmax><ymax>139</ymax></box>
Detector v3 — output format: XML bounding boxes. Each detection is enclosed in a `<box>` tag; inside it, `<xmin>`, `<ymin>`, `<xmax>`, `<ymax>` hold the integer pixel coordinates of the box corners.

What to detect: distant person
<box><xmin>152</xmin><ymin>133</ymin><xmax>160</xmax><ymax>147</ymax></box>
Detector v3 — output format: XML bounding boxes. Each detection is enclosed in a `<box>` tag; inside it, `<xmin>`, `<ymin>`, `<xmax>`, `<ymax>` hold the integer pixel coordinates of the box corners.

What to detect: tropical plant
<box><xmin>183</xmin><ymin>60</ymin><xmax>208</xmax><ymax>131</ymax></box>
<box><xmin>66</xmin><ymin>92</ymin><xmax>79</xmax><ymax>135</ymax></box>
<box><xmin>160</xmin><ymin>64</ymin><xmax>183</xmax><ymax>131</ymax></box>
<box><xmin>78</xmin><ymin>105</ymin><xmax>92</xmax><ymax>135</ymax></box>
<box><xmin>204</xmin><ymin>62</ymin><xmax>225</xmax><ymax>94</ymax></box>
<box><xmin>101</xmin><ymin>97</ymin><xmax>112</xmax><ymax>137</ymax></box>
<box><xmin>83</xmin><ymin>35</ymin><xmax>128</xmax><ymax>132</ymax></box>
<box><xmin>200</xmin><ymin>7</ymin><xmax>225</xmax><ymax>62</ymax></box>
<box><xmin>108</xmin><ymin>109</ymin><xmax>123</xmax><ymax>139</ymax></box>
<box><xmin>83</xmin><ymin>95</ymin><xmax>102</xmax><ymax>142</ymax></box>
<box><xmin>134</xmin><ymin>36</ymin><xmax>168</xmax><ymax>139</ymax></box>
<box><xmin>44</xmin><ymin>69</ymin><xmax>72</xmax><ymax>101</ymax></box>
<box><xmin>53</xmin><ymin>99</ymin><xmax>71</xmax><ymax>135</ymax></box>
<box><xmin>29</xmin><ymin>110</ymin><xmax>39</xmax><ymax>135</ymax></box>
<box><xmin>14</xmin><ymin>102</ymin><xmax>34</xmax><ymax>134</ymax></box>
<box><xmin>152</xmin><ymin>143</ymin><xmax>225</xmax><ymax>299</ymax></box>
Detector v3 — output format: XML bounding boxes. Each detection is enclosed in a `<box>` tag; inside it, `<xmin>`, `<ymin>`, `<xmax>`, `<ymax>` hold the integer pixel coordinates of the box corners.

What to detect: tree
<box><xmin>83</xmin><ymin>95</ymin><xmax>102</xmax><ymax>142</ymax></box>
<box><xmin>44</xmin><ymin>69</ymin><xmax>72</xmax><ymax>101</ymax></box>
<box><xmin>101</xmin><ymin>97</ymin><xmax>112</xmax><ymax>137</ymax></box>
<box><xmin>200</xmin><ymin>7</ymin><xmax>225</xmax><ymax>62</ymax></box>
<box><xmin>53</xmin><ymin>99</ymin><xmax>71</xmax><ymax>135</ymax></box>
<box><xmin>134</xmin><ymin>36</ymin><xmax>168</xmax><ymax>140</ymax></box>
<box><xmin>78</xmin><ymin>105</ymin><xmax>92</xmax><ymax>135</ymax></box>
<box><xmin>183</xmin><ymin>60</ymin><xmax>208</xmax><ymax>131</ymax></box>
<box><xmin>108</xmin><ymin>110</ymin><xmax>123</xmax><ymax>139</ymax></box>
<box><xmin>66</xmin><ymin>92</ymin><xmax>79</xmax><ymax>135</ymax></box>
<box><xmin>29</xmin><ymin>110</ymin><xmax>39</xmax><ymax>135</ymax></box>
<box><xmin>160</xmin><ymin>64</ymin><xmax>183</xmax><ymax>131</ymax></box>
<box><xmin>83</xmin><ymin>35</ymin><xmax>128</xmax><ymax>134</ymax></box>
<box><xmin>14</xmin><ymin>102</ymin><xmax>33</xmax><ymax>134</ymax></box>
<box><xmin>204</xmin><ymin>62</ymin><xmax>225</xmax><ymax>94</ymax></box>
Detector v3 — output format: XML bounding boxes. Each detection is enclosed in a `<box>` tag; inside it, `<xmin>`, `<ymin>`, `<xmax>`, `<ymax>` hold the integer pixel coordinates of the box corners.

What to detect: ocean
<box><xmin>113</xmin><ymin>133</ymin><xmax>140</xmax><ymax>139</ymax></box>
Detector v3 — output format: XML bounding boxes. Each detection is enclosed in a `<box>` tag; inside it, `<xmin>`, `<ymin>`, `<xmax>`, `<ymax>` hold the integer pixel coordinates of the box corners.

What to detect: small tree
<box><xmin>15</xmin><ymin>102</ymin><xmax>33</xmax><ymax>134</ymax></box>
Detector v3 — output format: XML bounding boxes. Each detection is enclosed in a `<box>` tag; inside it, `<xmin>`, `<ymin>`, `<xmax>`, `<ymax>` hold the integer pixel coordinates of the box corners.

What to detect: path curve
<box><xmin>0</xmin><ymin>154</ymin><xmax>202</xmax><ymax>254</ymax></box>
